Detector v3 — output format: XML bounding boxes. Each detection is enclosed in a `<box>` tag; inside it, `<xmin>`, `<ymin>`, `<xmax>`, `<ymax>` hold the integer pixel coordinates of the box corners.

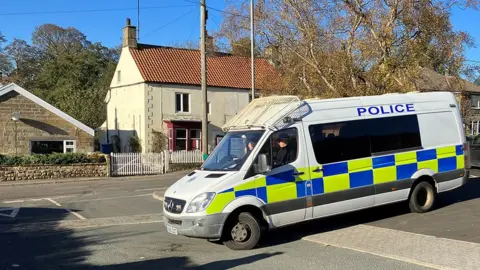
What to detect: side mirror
<box><xmin>255</xmin><ymin>153</ymin><xmax>270</xmax><ymax>174</ymax></box>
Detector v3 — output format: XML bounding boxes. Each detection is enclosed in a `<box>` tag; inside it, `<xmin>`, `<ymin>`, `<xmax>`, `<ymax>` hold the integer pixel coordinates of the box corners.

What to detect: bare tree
<box><xmin>168</xmin><ymin>40</ymin><xmax>198</xmax><ymax>50</ymax></box>
<box><xmin>220</xmin><ymin>0</ymin><xmax>478</xmax><ymax>98</ymax></box>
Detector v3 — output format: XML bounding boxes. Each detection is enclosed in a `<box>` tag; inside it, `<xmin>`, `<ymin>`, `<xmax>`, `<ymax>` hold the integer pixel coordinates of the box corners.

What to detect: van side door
<box><xmin>250</xmin><ymin>124</ymin><xmax>311</xmax><ymax>227</ymax></box>
<box><xmin>303</xmin><ymin>119</ymin><xmax>375</xmax><ymax>218</ymax></box>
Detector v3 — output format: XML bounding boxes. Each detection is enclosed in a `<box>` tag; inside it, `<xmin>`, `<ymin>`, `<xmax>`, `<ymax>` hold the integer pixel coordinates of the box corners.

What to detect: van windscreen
<box><xmin>201</xmin><ymin>130</ymin><xmax>265</xmax><ymax>171</ymax></box>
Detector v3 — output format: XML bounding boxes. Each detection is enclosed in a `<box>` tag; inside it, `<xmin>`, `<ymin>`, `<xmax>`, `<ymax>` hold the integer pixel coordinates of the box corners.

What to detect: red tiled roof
<box><xmin>129</xmin><ymin>44</ymin><xmax>282</xmax><ymax>91</ymax></box>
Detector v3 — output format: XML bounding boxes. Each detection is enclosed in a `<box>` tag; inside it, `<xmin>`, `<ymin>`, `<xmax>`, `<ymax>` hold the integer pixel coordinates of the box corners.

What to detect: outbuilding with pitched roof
<box><xmin>0</xmin><ymin>83</ymin><xmax>94</xmax><ymax>155</ymax></box>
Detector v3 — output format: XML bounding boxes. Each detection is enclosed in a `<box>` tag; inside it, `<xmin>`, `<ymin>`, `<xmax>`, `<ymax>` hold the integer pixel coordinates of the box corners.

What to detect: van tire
<box><xmin>409</xmin><ymin>181</ymin><xmax>436</xmax><ymax>213</ymax></box>
<box><xmin>223</xmin><ymin>212</ymin><xmax>261</xmax><ymax>250</ymax></box>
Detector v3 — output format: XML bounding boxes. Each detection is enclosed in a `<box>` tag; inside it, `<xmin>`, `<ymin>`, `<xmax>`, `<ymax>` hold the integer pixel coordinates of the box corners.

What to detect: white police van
<box><xmin>163</xmin><ymin>92</ymin><xmax>470</xmax><ymax>250</ymax></box>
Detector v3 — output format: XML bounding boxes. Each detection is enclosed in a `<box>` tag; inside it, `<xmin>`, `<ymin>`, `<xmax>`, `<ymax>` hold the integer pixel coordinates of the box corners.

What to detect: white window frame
<box><xmin>475</xmin><ymin>100</ymin><xmax>480</xmax><ymax>109</ymax></box>
<box><xmin>471</xmin><ymin>121</ymin><xmax>480</xmax><ymax>136</ymax></box>
<box><xmin>175</xmin><ymin>128</ymin><xmax>187</xmax><ymax>150</ymax></box>
<box><xmin>64</xmin><ymin>140</ymin><xmax>76</xmax><ymax>153</ymax></box>
<box><xmin>190</xmin><ymin>129</ymin><xmax>201</xmax><ymax>150</ymax></box>
<box><xmin>471</xmin><ymin>95</ymin><xmax>480</xmax><ymax>109</ymax></box>
<box><xmin>175</xmin><ymin>93</ymin><xmax>191</xmax><ymax>113</ymax></box>
<box><xmin>29</xmin><ymin>139</ymin><xmax>77</xmax><ymax>154</ymax></box>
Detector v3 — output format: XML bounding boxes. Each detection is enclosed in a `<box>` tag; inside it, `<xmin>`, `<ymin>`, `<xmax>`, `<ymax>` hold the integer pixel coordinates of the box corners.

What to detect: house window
<box><xmin>64</xmin><ymin>140</ymin><xmax>76</xmax><ymax>153</ymax></box>
<box><xmin>472</xmin><ymin>121</ymin><xmax>480</xmax><ymax>136</ymax></box>
<box><xmin>215</xmin><ymin>135</ymin><xmax>224</xmax><ymax>146</ymax></box>
<box><xmin>175</xmin><ymin>129</ymin><xmax>187</xmax><ymax>150</ymax></box>
<box><xmin>30</xmin><ymin>140</ymin><xmax>77</xmax><ymax>154</ymax></box>
<box><xmin>472</xmin><ymin>95</ymin><xmax>480</xmax><ymax>109</ymax></box>
<box><xmin>207</xmin><ymin>102</ymin><xmax>211</xmax><ymax>115</ymax></box>
<box><xmin>175</xmin><ymin>93</ymin><xmax>190</xmax><ymax>113</ymax></box>
<box><xmin>190</xmin><ymin>129</ymin><xmax>201</xmax><ymax>150</ymax></box>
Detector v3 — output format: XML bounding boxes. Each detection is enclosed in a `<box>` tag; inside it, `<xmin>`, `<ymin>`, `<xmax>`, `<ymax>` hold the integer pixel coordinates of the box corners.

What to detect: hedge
<box><xmin>0</xmin><ymin>153</ymin><xmax>107</xmax><ymax>166</ymax></box>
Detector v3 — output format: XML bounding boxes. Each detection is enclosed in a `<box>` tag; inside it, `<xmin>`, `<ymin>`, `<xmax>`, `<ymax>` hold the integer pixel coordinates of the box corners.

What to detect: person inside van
<box><xmin>247</xmin><ymin>141</ymin><xmax>256</xmax><ymax>152</ymax></box>
<box><xmin>274</xmin><ymin>133</ymin><xmax>294</xmax><ymax>167</ymax></box>
<box><xmin>242</xmin><ymin>137</ymin><xmax>260</xmax><ymax>164</ymax></box>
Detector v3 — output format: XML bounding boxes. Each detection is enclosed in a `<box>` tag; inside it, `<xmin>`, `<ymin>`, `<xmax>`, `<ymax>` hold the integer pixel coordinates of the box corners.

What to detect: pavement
<box><xmin>0</xmin><ymin>169</ymin><xmax>480</xmax><ymax>269</ymax></box>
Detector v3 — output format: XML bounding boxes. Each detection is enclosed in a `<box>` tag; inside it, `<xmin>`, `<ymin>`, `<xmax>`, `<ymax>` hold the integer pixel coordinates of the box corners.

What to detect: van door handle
<box><xmin>312</xmin><ymin>167</ymin><xmax>323</xmax><ymax>173</ymax></box>
<box><xmin>292</xmin><ymin>172</ymin><xmax>305</xmax><ymax>176</ymax></box>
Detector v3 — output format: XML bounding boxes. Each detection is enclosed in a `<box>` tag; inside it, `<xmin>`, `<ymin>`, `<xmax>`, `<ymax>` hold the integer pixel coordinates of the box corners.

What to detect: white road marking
<box><xmin>46</xmin><ymin>198</ymin><xmax>87</xmax><ymax>220</ymax></box>
<box><xmin>2</xmin><ymin>198</ymin><xmax>44</xmax><ymax>204</ymax></box>
<box><xmin>10</xmin><ymin>208</ymin><xmax>19</xmax><ymax>218</ymax></box>
<box><xmin>0</xmin><ymin>208</ymin><xmax>20</xmax><ymax>218</ymax></box>
<box><xmin>134</xmin><ymin>187</ymin><xmax>168</xmax><ymax>192</ymax></box>
<box><xmin>1</xmin><ymin>194</ymin><xmax>83</xmax><ymax>204</ymax></box>
<box><xmin>470</xmin><ymin>174</ymin><xmax>479</xmax><ymax>178</ymax></box>
<box><xmin>66</xmin><ymin>193</ymin><xmax>152</xmax><ymax>203</ymax></box>
<box><xmin>68</xmin><ymin>211</ymin><xmax>87</xmax><ymax>220</ymax></box>
<box><xmin>46</xmin><ymin>198</ymin><xmax>62</xmax><ymax>207</ymax></box>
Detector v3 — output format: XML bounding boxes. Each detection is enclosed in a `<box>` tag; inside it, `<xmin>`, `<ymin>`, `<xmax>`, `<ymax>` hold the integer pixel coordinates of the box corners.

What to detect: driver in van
<box><xmin>274</xmin><ymin>133</ymin><xmax>293</xmax><ymax>167</ymax></box>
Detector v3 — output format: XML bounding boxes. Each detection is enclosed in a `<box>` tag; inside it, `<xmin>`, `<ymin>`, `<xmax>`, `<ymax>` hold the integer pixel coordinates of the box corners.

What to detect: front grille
<box><xmin>163</xmin><ymin>197</ymin><xmax>186</xmax><ymax>214</ymax></box>
<box><xmin>167</xmin><ymin>219</ymin><xmax>182</xmax><ymax>225</ymax></box>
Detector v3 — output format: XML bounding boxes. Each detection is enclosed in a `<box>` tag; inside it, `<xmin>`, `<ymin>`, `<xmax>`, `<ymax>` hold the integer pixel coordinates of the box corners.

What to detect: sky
<box><xmin>0</xmin><ymin>0</ymin><xmax>479</xmax><ymax>63</ymax></box>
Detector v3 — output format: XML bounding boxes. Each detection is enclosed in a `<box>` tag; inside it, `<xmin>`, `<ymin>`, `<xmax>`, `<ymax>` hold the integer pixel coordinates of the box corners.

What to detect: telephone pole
<box><xmin>200</xmin><ymin>0</ymin><xmax>208</xmax><ymax>160</ymax></box>
<box><xmin>250</xmin><ymin>0</ymin><xmax>255</xmax><ymax>101</ymax></box>
<box><xmin>137</xmin><ymin>0</ymin><xmax>140</xmax><ymax>40</ymax></box>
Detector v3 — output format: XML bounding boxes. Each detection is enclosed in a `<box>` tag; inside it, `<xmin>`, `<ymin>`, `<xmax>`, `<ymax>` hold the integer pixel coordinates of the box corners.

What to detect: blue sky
<box><xmin>0</xmin><ymin>0</ymin><xmax>479</xmax><ymax>62</ymax></box>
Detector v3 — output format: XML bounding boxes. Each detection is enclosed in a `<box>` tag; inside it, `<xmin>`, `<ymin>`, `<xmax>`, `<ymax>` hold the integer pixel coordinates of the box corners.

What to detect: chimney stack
<box><xmin>123</xmin><ymin>18</ymin><xmax>137</xmax><ymax>48</ymax></box>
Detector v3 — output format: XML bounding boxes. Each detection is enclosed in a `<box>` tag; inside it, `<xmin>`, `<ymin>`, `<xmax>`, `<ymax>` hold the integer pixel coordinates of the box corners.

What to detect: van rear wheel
<box><xmin>223</xmin><ymin>212</ymin><xmax>261</xmax><ymax>250</ymax></box>
<box><xmin>409</xmin><ymin>181</ymin><xmax>436</xmax><ymax>213</ymax></box>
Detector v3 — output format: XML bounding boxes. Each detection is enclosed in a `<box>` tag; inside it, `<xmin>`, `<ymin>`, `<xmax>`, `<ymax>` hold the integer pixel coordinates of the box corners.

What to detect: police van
<box><xmin>163</xmin><ymin>92</ymin><xmax>470</xmax><ymax>250</ymax></box>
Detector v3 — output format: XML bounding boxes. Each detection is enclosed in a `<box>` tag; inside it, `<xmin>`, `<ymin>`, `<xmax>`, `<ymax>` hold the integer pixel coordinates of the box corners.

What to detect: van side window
<box><xmin>308</xmin><ymin>115</ymin><xmax>423</xmax><ymax>165</ymax></box>
<box><xmin>367</xmin><ymin>115</ymin><xmax>421</xmax><ymax>154</ymax></box>
<box><xmin>309</xmin><ymin>120</ymin><xmax>370</xmax><ymax>164</ymax></box>
<box><xmin>271</xmin><ymin>128</ymin><xmax>298</xmax><ymax>168</ymax></box>
<box><xmin>254</xmin><ymin>128</ymin><xmax>299</xmax><ymax>170</ymax></box>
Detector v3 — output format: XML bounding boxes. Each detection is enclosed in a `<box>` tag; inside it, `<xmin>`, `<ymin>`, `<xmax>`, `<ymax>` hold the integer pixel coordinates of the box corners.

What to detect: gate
<box><xmin>110</xmin><ymin>152</ymin><xmax>167</xmax><ymax>176</ymax></box>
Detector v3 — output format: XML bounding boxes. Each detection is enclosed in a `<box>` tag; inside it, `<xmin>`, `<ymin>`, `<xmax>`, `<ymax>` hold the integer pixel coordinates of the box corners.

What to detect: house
<box><xmin>415</xmin><ymin>67</ymin><xmax>480</xmax><ymax>136</ymax></box>
<box><xmin>0</xmin><ymin>83</ymin><xmax>94</xmax><ymax>155</ymax></box>
<box><xmin>105</xmin><ymin>19</ymin><xmax>281</xmax><ymax>153</ymax></box>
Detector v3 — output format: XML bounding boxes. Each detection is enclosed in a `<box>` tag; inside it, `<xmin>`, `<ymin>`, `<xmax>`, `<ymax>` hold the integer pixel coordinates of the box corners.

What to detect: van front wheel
<box><xmin>223</xmin><ymin>212</ymin><xmax>261</xmax><ymax>250</ymax></box>
<box><xmin>409</xmin><ymin>181</ymin><xmax>436</xmax><ymax>213</ymax></box>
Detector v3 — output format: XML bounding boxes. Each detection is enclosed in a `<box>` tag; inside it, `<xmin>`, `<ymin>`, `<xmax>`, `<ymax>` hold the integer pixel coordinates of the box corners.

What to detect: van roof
<box><xmin>222</xmin><ymin>95</ymin><xmax>303</xmax><ymax>132</ymax></box>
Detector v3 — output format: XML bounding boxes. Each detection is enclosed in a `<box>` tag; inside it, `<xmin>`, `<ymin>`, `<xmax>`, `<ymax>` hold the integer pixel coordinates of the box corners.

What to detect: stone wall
<box><xmin>0</xmin><ymin>164</ymin><xmax>107</xmax><ymax>181</ymax></box>
<box><xmin>0</xmin><ymin>91</ymin><xmax>94</xmax><ymax>155</ymax></box>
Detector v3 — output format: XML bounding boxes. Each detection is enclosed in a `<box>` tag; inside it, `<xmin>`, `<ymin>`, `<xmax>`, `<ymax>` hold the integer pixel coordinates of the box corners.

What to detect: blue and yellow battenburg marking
<box><xmin>205</xmin><ymin>145</ymin><xmax>465</xmax><ymax>214</ymax></box>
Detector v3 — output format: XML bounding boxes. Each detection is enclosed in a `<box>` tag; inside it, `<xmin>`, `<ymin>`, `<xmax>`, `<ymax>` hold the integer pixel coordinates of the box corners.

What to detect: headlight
<box><xmin>186</xmin><ymin>192</ymin><xmax>216</xmax><ymax>213</ymax></box>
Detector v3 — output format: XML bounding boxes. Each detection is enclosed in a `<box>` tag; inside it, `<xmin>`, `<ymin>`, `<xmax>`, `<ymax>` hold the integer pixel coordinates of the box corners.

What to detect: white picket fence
<box><xmin>110</xmin><ymin>150</ymin><xmax>203</xmax><ymax>176</ymax></box>
<box><xmin>169</xmin><ymin>150</ymin><xmax>203</xmax><ymax>164</ymax></box>
<box><xmin>110</xmin><ymin>152</ymin><xmax>168</xmax><ymax>176</ymax></box>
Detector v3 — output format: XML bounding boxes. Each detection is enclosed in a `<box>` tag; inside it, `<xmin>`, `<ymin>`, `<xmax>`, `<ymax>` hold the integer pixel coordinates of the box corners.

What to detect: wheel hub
<box><xmin>231</xmin><ymin>222</ymin><xmax>249</xmax><ymax>242</ymax></box>
<box><xmin>417</xmin><ymin>188</ymin><xmax>428</xmax><ymax>206</ymax></box>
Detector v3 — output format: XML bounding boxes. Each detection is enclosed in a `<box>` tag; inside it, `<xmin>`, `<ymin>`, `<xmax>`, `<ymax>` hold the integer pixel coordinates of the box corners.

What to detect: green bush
<box><xmin>0</xmin><ymin>153</ymin><xmax>107</xmax><ymax>166</ymax></box>
<box><xmin>129</xmin><ymin>135</ymin><xmax>142</xmax><ymax>153</ymax></box>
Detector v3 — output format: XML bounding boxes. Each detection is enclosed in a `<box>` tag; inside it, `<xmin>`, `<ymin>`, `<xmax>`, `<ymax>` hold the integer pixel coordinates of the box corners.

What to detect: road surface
<box><xmin>1</xmin><ymin>170</ymin><xmax>480</xmax><ymax>269</ymax></box>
